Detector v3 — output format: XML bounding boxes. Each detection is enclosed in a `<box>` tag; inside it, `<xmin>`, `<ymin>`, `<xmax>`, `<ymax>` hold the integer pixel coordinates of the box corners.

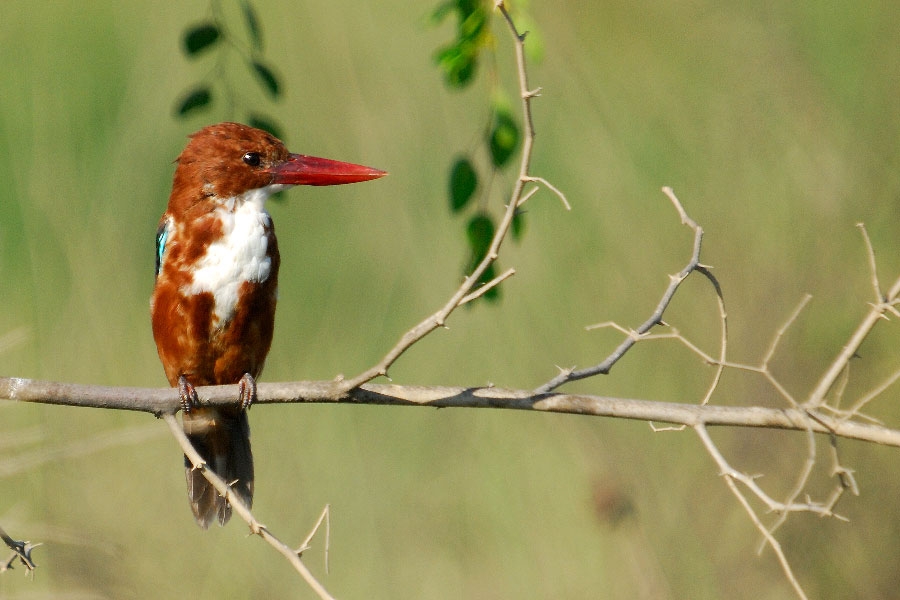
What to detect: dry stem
<box><xmin>535</xmin><ymin>187</ymin><xmax>722</xmax><ymax>393</ymax></box>
<box><xmin>336</xmin><ymin>0</ymin><xmax>568</xmax><ymax>394</ymax></box>
<box><xmin>162</xmin><ymin>414</ymin><xmax>335</xmax><ymax>600</ymax></box>
<box><xmin>5</xmin><ymin>378</ymin><xmax>900</xmax><ymax>447</ymax></box>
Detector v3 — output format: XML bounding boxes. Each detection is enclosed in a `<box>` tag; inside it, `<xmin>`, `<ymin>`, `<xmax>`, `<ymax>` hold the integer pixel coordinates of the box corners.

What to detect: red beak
<box><xmin>269</xmin><ymin>153</ymin><xmax>387</xmax><ymax>186</ymax></box>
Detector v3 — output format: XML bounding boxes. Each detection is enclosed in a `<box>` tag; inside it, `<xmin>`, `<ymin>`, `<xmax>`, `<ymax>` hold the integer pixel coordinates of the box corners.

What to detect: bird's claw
<box><xmin>178</xmin><ymin>375</ymin><xmax>199</xmax><ymax>414</ymax></box>
<box><xmin>238</xmin><ymin>373</ymin><xmax>257</xmax><ymax>411</ymax></box>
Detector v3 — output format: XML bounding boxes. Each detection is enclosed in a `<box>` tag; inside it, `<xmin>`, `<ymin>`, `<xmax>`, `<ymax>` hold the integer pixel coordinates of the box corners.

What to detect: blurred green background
<box><xmin>2</xmin><ymin>1</ymin><xmax>900</xmax><ymax>598</ymax></box>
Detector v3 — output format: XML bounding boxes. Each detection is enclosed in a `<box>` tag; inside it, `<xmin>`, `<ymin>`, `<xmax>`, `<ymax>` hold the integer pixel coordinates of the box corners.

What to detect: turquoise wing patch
<box><xmin>155</xmin><ymin>220</ymin><xmax>170</xmax><ymax>277</ymax></box>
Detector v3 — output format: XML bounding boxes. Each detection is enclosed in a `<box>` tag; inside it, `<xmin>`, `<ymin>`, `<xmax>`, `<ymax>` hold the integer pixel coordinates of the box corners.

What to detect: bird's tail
<box><xmin>182</xmin><ymin>407</ymin><xmax>254</xmax><ymax>528</ymax></box>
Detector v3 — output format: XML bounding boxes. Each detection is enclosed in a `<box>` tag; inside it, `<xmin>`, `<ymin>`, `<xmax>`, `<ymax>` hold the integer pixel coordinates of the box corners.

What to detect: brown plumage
<box><xmin>152</xmin><ymin>123</ymin><xmax>385</xmax><ymax>527</ymax></box>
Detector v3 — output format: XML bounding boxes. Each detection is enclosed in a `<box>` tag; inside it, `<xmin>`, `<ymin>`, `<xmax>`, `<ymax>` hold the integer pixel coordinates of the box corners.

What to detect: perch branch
<box><xmin>4</xmin><ymin>377</ymin><xmax>900</xmax><ymax>447</ymax></box>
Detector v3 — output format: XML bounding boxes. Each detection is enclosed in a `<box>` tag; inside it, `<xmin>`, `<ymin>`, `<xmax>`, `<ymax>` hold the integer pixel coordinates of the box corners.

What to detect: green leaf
<box><xmin>434</xmin><ymin>43</ymin><xmax>478</xmax><ymax>88</ymax></box>
<box><xmin>429</xmin><ymin>1</ymin><xmax>455</xmax><ymax>25</ymax></box>
<box><xmin>175</xmin><ymin>87</ymin><xmax>212</xmax><ymax>117</ymax></box>
<box><xmin>459</xmin><ymin>5</ymin><xmax>487</xmax><ymax>41</ymax></box>
<box><xmin>488</xmin><ymin>106</ymin><xmax>520</xmax><ymax>168</ymax></box>
<box><xmin>430</xmin><ymin>0</ymin><xmax>490</xmax><ymax>89</ymax></box>
<box><xmin>455</xmin><ymin>0</ymin><xmax>481</xmax><ymax>20</ymax></box>
<box><xmin>511</xmin><ymin>210</ymin><xmax>526</xmax><ymax>241</ymax></box>
<box><xmin>248</xmin><ymin>114</ymin><xmax>283</xmax><ymax>140</ymax></box>
<box><xmin>251</xmin><ymin>60</ymin><xmax>280</xmax><ymax>98</ymax></box>
<box><xmin>183</xmin><ymin>24</ymin><xmax>220</xmax><ymax>56</ymax></box>
<box><xmin>241</xmin><ymin>1</ymin><xmax>263</xmax><ymax>50</ymax></box>
<box><xmin>466</xmin><ymin>213</ymin><xmax>495</xmax><ymax>262</ymax></box>
<box><xmin>465</xmin><ymin>213</ymin><xmax>502</xmax><ymax>303</ymax></box>
<box><xmin>449</xmin><ymin>157</ymin><xmax>478</xmax><ymax>212</ymax></box>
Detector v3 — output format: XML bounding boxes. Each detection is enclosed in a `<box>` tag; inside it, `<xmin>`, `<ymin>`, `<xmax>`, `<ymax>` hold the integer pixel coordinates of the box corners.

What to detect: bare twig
<box><xmin>522</xmin><ymin>186</ymin><xmax>900</xmax><ymax>600</ymax></box>
<box><xmin>522</xmin><ymin>176</ymin><xmax>570</xmax><ymax>209</ymax></box>
<box><xmin>459</xmin><ymin>268</ymin><xmax>516</xmax><ymax>305</ymax></box>
<box><xmin>858</xmin><ymin>223</ymin><xmax>884</xmax><ymax>302</ymax></box>
<box><xmin>695</xmin><ymin>425</ymin><xmax>809</xmax><ymax>600</ymax></box>
<box><xmin>762</xmin><ymin>294</ymin><xmax>812</xmax><ymax>370</ymax></box>
<box><xmin>3</xmin><ymin>4</ymin><xmax>898</xmax><ymax>598</ymax></box>
<box><xmin>336</xmin><ymin>1</ymin><xmax>566</xmax><ymax>393</ymax></box>
<box><xmin>296</xmin><ymin>504</ymin><xmax>331</xmax><ymax>574</ymax></box>
<box><xmin>806</xmin><ymin>226</ymin><xmax>900</xmax><ymax>408</ymax></box>
<box><xmin>762</xmin><ymin>428</ymin><xmax>821</xmax><ymax>546</ymax></box>
<box><xmin>735</xmin><ymin>294</ymin><xmax>813</xmax><ymax>407</ymax></box>
<box><xmin>844</xmin><ymin>367</ymin><xmax>900</xmax><ymax>417</ymax></box>
<box><xmin>0</xmin><ymin>525</ymin><xmax>40</xmax><ymax>576</ymax></box>
<box><xmin>695</xmin><ymin>265</ymin><xmax>728</xmax><ymax>404</ymax></box>
<box><xmin>535</xmin><ymin>187</ymin><xmax>719</xmax><ymax>393</ymax></box>
<box><xmin>162</xmin><ymin>414</ymin><xmax>335</xmax><ymax>600</ymax></box>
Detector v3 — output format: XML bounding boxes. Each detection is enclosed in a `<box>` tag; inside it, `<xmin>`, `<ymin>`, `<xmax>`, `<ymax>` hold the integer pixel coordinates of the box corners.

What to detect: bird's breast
<box><xmin>184</xmin><ymin>201</ymin><xmax>276</xmax><ymax>325</ymax></box>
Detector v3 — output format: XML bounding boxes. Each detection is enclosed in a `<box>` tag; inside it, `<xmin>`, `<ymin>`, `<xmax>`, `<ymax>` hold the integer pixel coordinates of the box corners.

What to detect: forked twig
<box><xmin>857</xmin><ymin>223</ymin><xmax>884</xmax><ymax>302</ymax></box>
<box><xmin>460</xmin><ymin>268</ymin><xmax>516</xmax><ymax>305</ymax></box>
<box><xmin>695</xmin><ymin>425</ymin><xmax>810</xmax><ymax>600</ymax></box>
<box><xmin>0</xmin><ymin>525</ymin><xmax>40</xmax><ymax>576</ymax></box>
<box><xmin>162</xmin><ymin>414</ymin><xmax>335</xmax><ymax>600</ymax></box>
<box><xmin>806</xmin><ymin>225</ymin><xmax>900</xmax><ymax>408</ymax></box>
<box><xmin>522</xmin><ymin>176</ymin><xmax>570</xmax><ymax>209</ymax></box>
<box><xmin>844</xmin><ymin>368</ymin><xmax>900</xmax><ymax>417</ymax></box>
<box><xmin>534</xmin><ymin>192</ymin><xmax>900</xmax><ymax>600</ymax></box>
<box><xmin>535</xmin><ymin>187</ymin><xmax>721</xmax><ymax>393</ymax></box>
<box><xmin>296</xmin><ymin>504</ymin><xmax>331</xmax><ymax>574</ymax></box>
<box><xmin>337</xmin><ymin>1</ymin><xmax>567</xmax><ymax>393</ymax></box>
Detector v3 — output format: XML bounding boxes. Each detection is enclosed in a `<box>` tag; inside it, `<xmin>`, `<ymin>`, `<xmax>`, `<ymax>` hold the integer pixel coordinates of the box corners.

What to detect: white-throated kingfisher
<box><xmin>151</xmin><ymin>122</ymin><xmax>385</xmax><ymax>528</ymax></box>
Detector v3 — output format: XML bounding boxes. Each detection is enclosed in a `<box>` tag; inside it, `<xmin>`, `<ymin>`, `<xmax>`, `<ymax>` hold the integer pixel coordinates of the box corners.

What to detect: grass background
<box><xmin>2</xmin><ymin>1</ymin><xmax>900</xmax><ymax>598</ymax></box>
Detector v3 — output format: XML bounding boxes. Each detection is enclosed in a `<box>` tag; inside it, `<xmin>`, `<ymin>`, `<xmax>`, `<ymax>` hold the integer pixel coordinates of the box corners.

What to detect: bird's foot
<box><xmin>178</xmin><ymin>375</ymin><xmax>199</xmax><ymax>414</ymax></box>
<box><xmin>238</xmin><ymin>373</ymin><xmax>257</xmax><ymax>411</ymax></box>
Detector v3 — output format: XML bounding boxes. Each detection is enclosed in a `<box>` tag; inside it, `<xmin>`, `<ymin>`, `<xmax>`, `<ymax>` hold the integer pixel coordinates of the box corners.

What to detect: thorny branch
<box><xmin>4</xmin><ymin>5</ymin><xmax>900</xmax><ymax>600</ymax></box>
<box><xmin>695</xmin><ymin>425</ymin><xmax>810</xmax><ymax>600</ymax></box>
<box><xmin>162</xmin><ymin>6</ymin><xmax>566</xmax><ymax>594</ymax></box>
<box><xmin>806</xmin><ymin>224</ymin><xmax>900</xmax><ymax>409</ymax></box>
<box><xmin>162</xmin><ymin>414</ymin><xmax>335</xmax><ymax>600</ymax></box>
<box><xmin>535</xmin><ymin>187</ymin><xmax>724</xmax><ymax>394</ymax></box>
<box><xmin>335</xmin><ymin>0</ymin><xmax>569</xmax><ymax>394</ymax></box>
<box><xmin>530</xmin><ymin>197</ymin><xmax>900</xmax><ymax>599</ymax></box>
<box><xmin>5</xmin><ymin>378</ymin><xmax>900</xmax><ymax>446</ymax></box>
<box><xmin>0</xmin><ymin>525</ymin><xmax>40</xmax><ymax>576</ymax></box>
<box><xmin>4</xmin><ymin>218</ymin><xmax>900</xmax><ymax>596</ymax></box>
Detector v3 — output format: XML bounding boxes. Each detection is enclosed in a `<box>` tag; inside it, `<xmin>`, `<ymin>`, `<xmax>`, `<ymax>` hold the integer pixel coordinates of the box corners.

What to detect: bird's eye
<box><xmin>242</xmin><ymin>152</ymin><xmax>262</xmax><ymax>167</ymax></box>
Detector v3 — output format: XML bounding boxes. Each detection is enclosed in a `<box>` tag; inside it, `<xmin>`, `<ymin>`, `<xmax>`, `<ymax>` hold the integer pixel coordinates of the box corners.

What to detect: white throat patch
<box><xmin>186</xmin><ymin>185</ymin><xmax>282</xmax><ymax>325</ymax></box>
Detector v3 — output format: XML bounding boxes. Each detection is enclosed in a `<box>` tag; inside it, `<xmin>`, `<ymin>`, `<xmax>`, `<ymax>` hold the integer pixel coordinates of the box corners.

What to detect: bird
<box><xmin>151</xmin><ymin>122</ymin><xmax>385</xmax><ymax>528</ymax></box>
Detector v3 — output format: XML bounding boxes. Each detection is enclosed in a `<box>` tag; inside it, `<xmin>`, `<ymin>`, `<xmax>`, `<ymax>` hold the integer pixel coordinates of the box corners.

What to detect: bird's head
<box><xmin>167</xmin><ymin>122</ymin><xmax>386</xmax><ymax>214</ymax></box>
